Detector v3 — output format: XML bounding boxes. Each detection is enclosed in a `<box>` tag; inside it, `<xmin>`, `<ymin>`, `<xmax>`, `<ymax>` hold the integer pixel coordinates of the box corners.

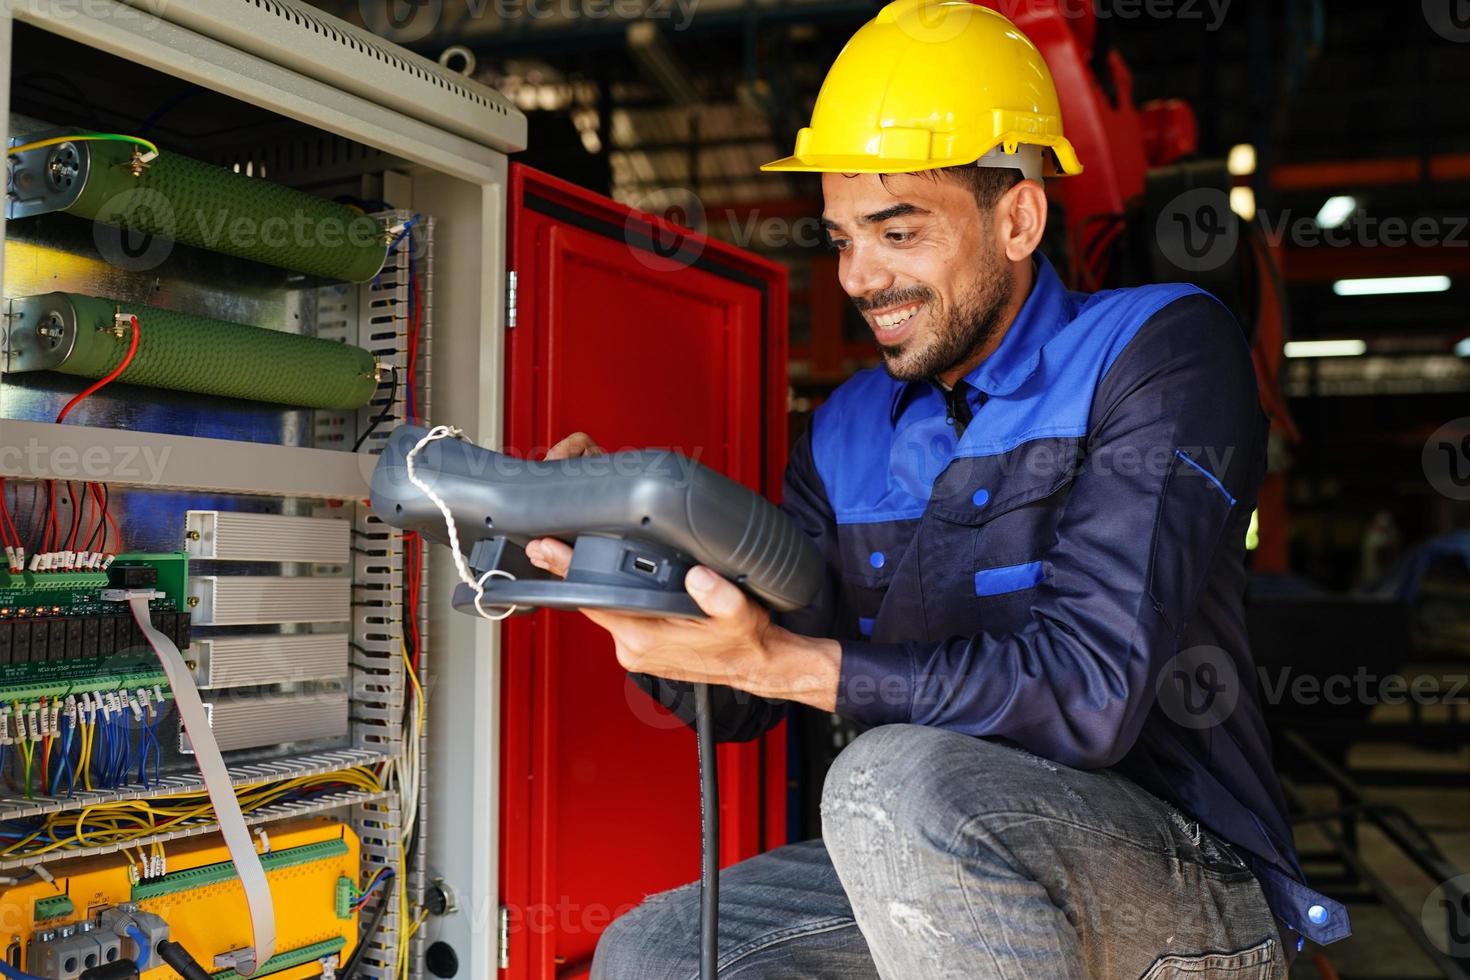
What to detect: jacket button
<box><xmin>869</xmin><ymin>551</ymin><xmax>885</xmax><ymax>569</ymax></box>
<box><xmin>1307</xmin><ymin>904</ymin><xmax>1328</xmax><ymax>925</ymax></box>
<box><xmin>972</xmin><ymin>488</ymin><xmax>991</xmax><ymax>507</ymax></box>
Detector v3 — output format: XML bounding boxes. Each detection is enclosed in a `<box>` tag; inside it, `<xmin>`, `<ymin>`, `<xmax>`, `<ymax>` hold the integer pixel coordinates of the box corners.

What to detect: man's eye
<box><xmin>886</xmin><ymin>230</ymin><xmax>914</xmax><ymax>244</ymax></box>
<box><xmin>828</xmin><ymin>237</ymin><xmax>850</xmax><ymax>252</ymax></box>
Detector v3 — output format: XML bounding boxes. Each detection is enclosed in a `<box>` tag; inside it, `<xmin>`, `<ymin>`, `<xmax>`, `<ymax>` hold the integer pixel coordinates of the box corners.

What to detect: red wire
<box><xmin>51</xmin><ymin>315</ymin><xmax>137</xmax><ymax>559</ymax></box>
<box><xmin>0</xmin><ymin>480</ymin><xmax>18</xmax><ymax>550</ymax></box>
<box><xmin>407</xmin><ymin>268</ymin><xmax>423</xmax><ymax>424</ymax></box>
<box><xmin>86</xmin><ymin>483</ymin><xmax>108</xmax><ymax>554</ymax></box>
<box><xmin>45</xmin><ymin>484</ymin><xmax>58</xmax><ymax>554</ymax></box>
<box><xmin>56</xmin><ymin>315</ymin><xmax>140</xmax><ymax>424</ymax></box>
<box><xmin>405</xmin><ymin>532</ymin><xmax>421</xmax><ymax>671</ymax></box>
<box><xmin>65</xmin><ymin>481</ymin><xmax>84</xmax><ymax>553</ymax></box>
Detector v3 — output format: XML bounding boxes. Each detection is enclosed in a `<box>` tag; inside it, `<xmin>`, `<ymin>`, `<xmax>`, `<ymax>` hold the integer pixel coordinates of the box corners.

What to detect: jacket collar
<box><xmin>889</xmin><ymin>252</ymin><xmax>1073</xmax><ymax>424</ymax></box>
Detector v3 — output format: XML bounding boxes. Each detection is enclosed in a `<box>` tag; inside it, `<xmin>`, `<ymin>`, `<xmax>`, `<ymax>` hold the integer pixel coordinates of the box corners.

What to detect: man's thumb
<box><xmin>684</xmin><ymin>566</ymin><xmax>742</xmax><ymax>618</ymax></box>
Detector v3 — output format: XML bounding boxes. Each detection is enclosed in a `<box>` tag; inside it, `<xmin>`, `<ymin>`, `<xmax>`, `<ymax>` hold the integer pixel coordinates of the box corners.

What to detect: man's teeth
<box><xmin>874</xmin><ymin>305</ymin><xmax>921</xmax><ymax>328</ymax></box>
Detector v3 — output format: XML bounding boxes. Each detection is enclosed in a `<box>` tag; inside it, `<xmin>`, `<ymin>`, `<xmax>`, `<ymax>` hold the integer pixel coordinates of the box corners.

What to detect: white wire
<box><xmin>475</xmin><ymin>567</ymin><xmax>519</xmax><ymax>621</ymax></box>
<box><xmin>403</xmin><ymin>425</ymin><xmax>519</xmax><ymax>622</ymax></box>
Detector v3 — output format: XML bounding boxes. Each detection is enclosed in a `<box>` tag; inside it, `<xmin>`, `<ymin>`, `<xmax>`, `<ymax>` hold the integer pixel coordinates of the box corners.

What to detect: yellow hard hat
<box><xmin>761</xmin><ymin>0</ymin><xmax>1083</xmax><ymax>177</ymax></box>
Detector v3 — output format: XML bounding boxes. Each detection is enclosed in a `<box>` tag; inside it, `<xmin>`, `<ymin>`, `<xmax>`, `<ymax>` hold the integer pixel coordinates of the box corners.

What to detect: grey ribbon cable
<box><xmin>128</xmin><ymin>594</ymin><xmax>276</xmax><ymax>974</ymax></box>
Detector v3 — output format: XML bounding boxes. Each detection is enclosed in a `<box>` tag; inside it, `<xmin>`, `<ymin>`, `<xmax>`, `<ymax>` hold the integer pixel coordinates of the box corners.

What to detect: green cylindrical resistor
<box><xmin>14</xmin><ymin>292</ymin><xmax>381</xmax><ymax>410</ymax></box>
<box><xmin>67</xmin><ymin>142</ymin><xmax>390</xmax><ymax>283</ymax></box>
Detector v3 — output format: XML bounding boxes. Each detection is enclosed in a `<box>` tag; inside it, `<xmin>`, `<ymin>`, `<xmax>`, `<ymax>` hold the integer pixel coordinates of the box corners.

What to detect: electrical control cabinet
<box><xmin>0</xmin><ymin>2</ymin><xmax>789</xmax><ymax>978</ymax></box>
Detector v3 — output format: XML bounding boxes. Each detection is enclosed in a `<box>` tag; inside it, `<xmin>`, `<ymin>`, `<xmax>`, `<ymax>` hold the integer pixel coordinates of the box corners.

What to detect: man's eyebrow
<box><xmin>820</xmin><ymin>203</ymin><xmax>932</xmax><ymax>232</ymax></box>
<box><xmin>863</xmin><ymin>203</ymin><xmax>931</xmax><ymax>223</ymax></box>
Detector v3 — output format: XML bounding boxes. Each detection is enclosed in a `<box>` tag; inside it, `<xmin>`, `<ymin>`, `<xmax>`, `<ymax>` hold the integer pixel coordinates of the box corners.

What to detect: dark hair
<box><xmin>877</xmin><ymin>165</ymin><xmax>1024</xmax><ymax>211</ymax></box>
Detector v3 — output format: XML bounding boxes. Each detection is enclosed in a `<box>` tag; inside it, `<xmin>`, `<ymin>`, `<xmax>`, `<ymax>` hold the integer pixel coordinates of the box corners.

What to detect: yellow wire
<box><xmin>0</xmin><ymin>767</ymin><xmax>383</xmax><ymax>858</ymax></box>
<box><xmin>7</xmin><ymin>133</ymin><xmax>160</xmax><ymax>159</ymax></box>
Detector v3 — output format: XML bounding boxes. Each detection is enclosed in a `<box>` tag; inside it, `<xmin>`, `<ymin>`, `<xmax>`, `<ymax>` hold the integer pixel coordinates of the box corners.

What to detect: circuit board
<box><xmin>0</xmin><ymin>817</ymin><xmax>362</xmax><ymax>979</ymax></box>
<box><xmin>0</xmin><ymin>554</ymin><xmax>190</xmax><ymax>698</ymax></box>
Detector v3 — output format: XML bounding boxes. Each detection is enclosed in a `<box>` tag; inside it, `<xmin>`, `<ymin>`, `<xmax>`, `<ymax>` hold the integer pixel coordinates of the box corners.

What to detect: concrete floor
<box><xmin>1286</xmin><ymin>737</ymin><xmax>1470</xmax><ymax>980</ymax></box>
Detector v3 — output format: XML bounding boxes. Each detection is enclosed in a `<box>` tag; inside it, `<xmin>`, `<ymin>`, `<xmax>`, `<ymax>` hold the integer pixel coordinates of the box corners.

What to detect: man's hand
<box><xmin>545</xmin><ymin>431</ymin><xmax>603</xmax><ymax>460</ymax></box>
<box><xmin>525</xmin><ymin>432</ymin><xmax>840</xmax><ymax>711</ymax></box>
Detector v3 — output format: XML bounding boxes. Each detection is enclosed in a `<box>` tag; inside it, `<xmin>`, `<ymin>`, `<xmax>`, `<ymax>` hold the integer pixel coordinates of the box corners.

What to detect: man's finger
<box><xmin>546</xmin><ymin>431</ymin><xmax>604</xmax><ymax>460</ymax></box>
<box><xmin>525</xmin><ymin>537</ymin><xmax>573</xmax><ymax>578</ymax></box>
<box><xmin>684</xmin><ymin>565</ymin><xmax>747</xmax><ymax>620</ymax></box>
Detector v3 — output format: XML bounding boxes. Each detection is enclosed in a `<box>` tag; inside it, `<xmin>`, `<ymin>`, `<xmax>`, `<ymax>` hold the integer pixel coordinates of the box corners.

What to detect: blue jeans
<box><xmin>591</xmin><ymin>724</ymin><xmax>1288</xmax><ymax>979</ymax></box>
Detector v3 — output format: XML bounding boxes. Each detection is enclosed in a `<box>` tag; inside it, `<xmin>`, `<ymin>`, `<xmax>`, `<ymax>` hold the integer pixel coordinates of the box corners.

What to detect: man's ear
<box><xmin>994</xmin><ymin>179</ymin><xmax>1048</xmax><ymax>263</ymax></box>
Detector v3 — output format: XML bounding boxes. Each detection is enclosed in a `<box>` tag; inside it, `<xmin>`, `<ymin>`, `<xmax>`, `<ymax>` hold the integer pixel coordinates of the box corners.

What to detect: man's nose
<box><xmin>839</xmin><ymin>243</ymin><xmax>894</xmax><ymax>300</ymax></box>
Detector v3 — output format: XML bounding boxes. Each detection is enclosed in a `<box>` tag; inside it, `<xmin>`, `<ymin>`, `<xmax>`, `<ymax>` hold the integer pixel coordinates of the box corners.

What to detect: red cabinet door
<box><xmin>500</xmin><ymin>165</ymin><xmax>790</xmax><ymax>979</ymax></box>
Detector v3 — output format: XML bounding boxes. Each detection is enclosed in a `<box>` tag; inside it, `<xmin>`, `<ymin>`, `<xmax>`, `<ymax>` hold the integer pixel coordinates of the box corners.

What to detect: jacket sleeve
<box><xmin>834</xmin><ymin>295</ymin><xmax>1267</xmax><ymax>768</ymax></box>
<box><xmin>630</xmin><ymin>425</ymin><xmax>842</xmax><ymax>742</ymax></box>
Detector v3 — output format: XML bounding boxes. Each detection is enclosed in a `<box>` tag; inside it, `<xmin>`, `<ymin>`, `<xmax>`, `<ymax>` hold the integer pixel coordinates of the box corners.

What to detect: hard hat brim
<box><xmin>760</xmin><ymin>138</ymin><xmax>1084</xmax><ymax>176</ymax></box>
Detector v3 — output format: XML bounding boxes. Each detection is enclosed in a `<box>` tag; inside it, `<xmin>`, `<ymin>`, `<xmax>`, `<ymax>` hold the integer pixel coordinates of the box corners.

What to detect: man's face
<box><xmin>821</xmin><ymin>172</ymin><xmax>1013</xmax><ymax>382</ymax></box>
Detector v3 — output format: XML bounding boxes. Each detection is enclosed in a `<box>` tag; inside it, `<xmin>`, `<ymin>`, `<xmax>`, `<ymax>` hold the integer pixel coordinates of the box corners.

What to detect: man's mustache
<box><xmin>852</xmin><ymin>286</ymin><xmax>935</xmax><ymax>313</ymax></box>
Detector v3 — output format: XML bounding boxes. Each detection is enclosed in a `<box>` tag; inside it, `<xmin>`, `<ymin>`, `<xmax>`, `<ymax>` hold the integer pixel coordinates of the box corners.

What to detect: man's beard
<box><xmin>860</xmin><ymin>264</ymin><xmax>1015</xmax><ymax>383</ymax></box>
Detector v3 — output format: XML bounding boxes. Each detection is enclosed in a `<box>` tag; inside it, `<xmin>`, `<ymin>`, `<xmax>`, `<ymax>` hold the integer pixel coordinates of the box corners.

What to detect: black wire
<box><xmin>30</xmin><ymin>482</ymin><xmax>52</xmax><ymax>556</ymax></box>
<box><xmin>341</xmin><ymin>872</ymin><xmax>398</xmax><ymax>980</ymax></box>
<box><xmin>66</xmin><ymin>481</ymin><xmax>84</xmax><ymax>552</ymax></box>
<box><xmin>352</xmin><ymin>366</ymin><xmax>400</xmax><ymax>453</ymax></box>
<box><xmin>694</xmin><ymin>682</ymin><xmax>720</xmax><ymax>980</ymax></box>
<box><xmin>153</xmin><ymin>941</ymin><xmax>210</xmax><ymax>980</ymax></box>
<box><xmin>86</xmin><ymin>485</ymin><xmax>110</xmax><ymax>552</ymax></box>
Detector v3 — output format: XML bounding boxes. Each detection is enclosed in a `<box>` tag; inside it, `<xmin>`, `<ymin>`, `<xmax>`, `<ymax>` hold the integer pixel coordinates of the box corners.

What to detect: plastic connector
<box><xmin>96</xmin><ymin>906</ymin><xmax>168</xmax><ymax>969</ymax></box>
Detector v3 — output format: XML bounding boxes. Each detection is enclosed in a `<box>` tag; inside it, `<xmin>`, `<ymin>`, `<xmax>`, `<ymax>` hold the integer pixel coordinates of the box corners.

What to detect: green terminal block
<box><xmin>0</xmin><ymin>656</ymin><xmax>166</xmax><ymax>702</ymax></box>
<box><xmin>336</xmin><ymin>876</ymin><xmax>356</xmax><ymax>920</ymax></box>
<box><xmin>132</xmin><ymin>839</ymin><xmax>351</xmax><ymax>902</ymax></box>
<box><xmin>210</xmin><ymin>937</ymin><xmax>348</xmax><ymax>980</ymax></box>
<box><xmin>33</xmin><ymin>894</ymin><xmax>74</xmax><ymax>922</ymax></box>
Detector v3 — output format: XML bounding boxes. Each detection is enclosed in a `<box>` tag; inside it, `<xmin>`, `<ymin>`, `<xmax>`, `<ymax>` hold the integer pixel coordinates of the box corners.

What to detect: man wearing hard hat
<box><xmin>533</xmin><ymin>1</ymin><xmax>1350</xmax><ymax>976</ymax></box>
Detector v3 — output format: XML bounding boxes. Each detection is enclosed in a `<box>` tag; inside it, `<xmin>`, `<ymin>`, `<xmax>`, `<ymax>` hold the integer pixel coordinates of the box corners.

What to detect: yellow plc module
<box><xmin>0</xmin><ymin>818</ymin><xmax>363</xmax><ymax>979</ymax></box>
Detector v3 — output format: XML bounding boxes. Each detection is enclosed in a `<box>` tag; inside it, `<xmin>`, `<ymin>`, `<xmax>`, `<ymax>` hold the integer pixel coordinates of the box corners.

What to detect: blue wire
<box><xmin>148</xmin><ymin>714</ymin><xmax>164</xmax><ymax>787</ymax></box>
<box><xmin>126</xmin><ymin>924</ymin><xmax>151</xmax><ymax>969</ymax></box>
<box><xmin>352</xmin><ymin>868</ymin><xmax>395</xmax><ymax>909</ymax></box>
<box><xmin>0</xmin><ymin>955</ymin><xmax>50</xmax><ymax>980</ymax></box>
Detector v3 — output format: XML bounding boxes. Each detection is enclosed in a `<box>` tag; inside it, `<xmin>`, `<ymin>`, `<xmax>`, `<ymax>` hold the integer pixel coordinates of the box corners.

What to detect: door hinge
<box><xmin>498</xmin><ymin>905</ymin><xmax>510</xmax><ymax>970</ymax></box>
<box><xmin>505</xmin><ymin>270</ymin><xmax>518</xmax><ymax>329</ymax></box>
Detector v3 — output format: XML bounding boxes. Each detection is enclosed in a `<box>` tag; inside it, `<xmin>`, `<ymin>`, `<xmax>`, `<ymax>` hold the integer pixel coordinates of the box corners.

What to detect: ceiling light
<box><xmin>1284</xmin><ymin>340</ymin><xmax>1367</xmax><ymax>358</ymax></box>
<box><xmin>1227</xmin><ymin>144</ymin><xmax>1256</xmax><ymax>177</ymax></box>
<box><xmin>1314</xmin><ymin>195</ymin><xmax>1357</xmax><ymax>229</ymax></box>
<box><xmin>1333</xmin><ymin>276</ymin><xmax>1452</xmax><ymax>296</ymax></box>
<box><xmin>1229</xmin><ymin>186</ymin><xmax>1256</xmax><ymax>221</ymax></box>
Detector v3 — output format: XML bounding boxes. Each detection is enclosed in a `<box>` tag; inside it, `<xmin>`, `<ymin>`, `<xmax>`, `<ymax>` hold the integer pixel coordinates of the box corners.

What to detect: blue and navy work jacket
<box><xmin>638</xmin><ymin>253</ymin><xmax>1348</xmax><ymax>947</ymax></box>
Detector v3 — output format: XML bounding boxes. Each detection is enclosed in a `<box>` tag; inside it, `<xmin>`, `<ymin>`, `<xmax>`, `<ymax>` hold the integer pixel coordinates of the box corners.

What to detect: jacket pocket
<box><xmin>1139</xmin><ymin>937</ymin><xmax>1278</xmax><ymax>979</ymax></box>
<box><xmin>1146</xmin><ymin>449</ymin><xmax>1237</xmax><ymax>635</ymax></box>
<box><xmin>974</xmin><ymin>560</ymin><xmax>1047</xmax><ymax>596</ymax></box>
